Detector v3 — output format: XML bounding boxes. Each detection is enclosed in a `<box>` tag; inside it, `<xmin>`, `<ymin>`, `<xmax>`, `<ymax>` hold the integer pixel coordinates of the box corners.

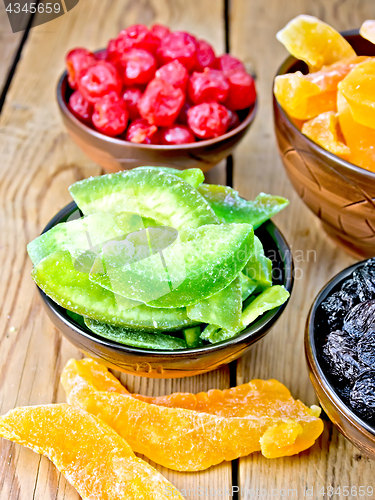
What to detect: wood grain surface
<box><xmin>0</xmin><ymin>0</ymin><xmax>374</xmax><ymax>499</ymax></box>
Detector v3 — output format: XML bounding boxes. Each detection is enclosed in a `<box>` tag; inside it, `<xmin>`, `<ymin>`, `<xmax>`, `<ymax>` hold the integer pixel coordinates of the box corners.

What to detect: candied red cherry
<box><xmin>225</xmin><ymin>70</ymin><xmax>256</xmax><ymax>110</ymax></box>
<box><xmin>159</xmin><ymin>125</ymin><xmax>195</xmax><ymax>145</ymax></box>
<box><xmin>92</xmin><ymin>92</ymin><xmax>128</xmax><ymax>136</ymax></box>
<box><xmin>187</xmin><ymin>102</ymin><xmax>230</xmax><ymax>139</ymax></box>
<box><xmin>188</xmin><ymin>68</ymin><xmax>229</xmax><ymax>104</ymax></box>
<box><xmin>227</xmin><ymin>109</ymin><xmax>240</xmax><ymax>130</ymax></box>
<box><xmin>157</xmin><ymin>31</ymin><xmax>197</xmax><ymax>72</ymax></box>
<box><xmin>108</xmin><ymin>25</ymin><xmax>160</xmax><ymax>62</ymax></box>
<box><xmin>138</xmin><ymin>78</ymin><xmax>185</xmax><ymax>127</ymax></box>
<box><xmin>150</xmin><ymin>24</ymin><xmax>170</xmax><ymax>40</ymax></box>
<box><xmin>216</xmin><ymin>54</ymin><xmax>246</xmax><ymax>75</ymax></box>
<box><xmin>125</xmin><ymin>118</ymin><xmax>158</xmax><ymax>144</ymax></box>
<box><xmin>66</xmin><ymin>48</ymin><xmax>96</xmax><ymax>90</ymax></box>
<box><xmin>122</xmin><ymin>87</ymin><xmax>142</xmax><ymax>120</ymax></box>
<box><xmin>78</xmin><ymin>61</ymin><xmax>122</xmax><ymax>103</ymax></box>
<box><xmin>118</xmin><ymin>48</ymin><xmax>156</xmax><ymax>86</ymax></box>
<box><xmin>177</xmin><ymin>101</ymin><xmax>191</xmax><ymax>125</ymax></box>
<box><xmin>155</xmin><ymin>60</ymin><xmax>189</xmax><ymax>91</ymax></box>
<box><xmin>68</xmin><ymin>90</ymin><xmax>93</xmax><ymax>125</ymax></box>
<box><xmin>195</xmin><ymin>39</ymin><xmax>216</xmax><ymax>71</ymax></box>
<box><xmin>95</xmin><ymin>49</ymin><xmax>108</xmax><ymax>61</ymax></box>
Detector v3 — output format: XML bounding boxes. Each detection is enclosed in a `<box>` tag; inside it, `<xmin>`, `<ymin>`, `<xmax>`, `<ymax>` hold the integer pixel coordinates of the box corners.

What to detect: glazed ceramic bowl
<box><xmin>37</xmin><ymin>201</ymin><xmax>293</xmax><ymax>378</ymax></box>
<box><xmin>57</xmin><ymin>69</ymin><xmax>257</xmax><ymax>173</ymax></box>
<box><xmin>306</xmin><ymin>260</ymin><xmax>375</xmax><ymax>459</ymax></box>
<box><xmin>274</xmin><ymin>31</ymin><xmax>375</xmax><ymax>259</ymax></box>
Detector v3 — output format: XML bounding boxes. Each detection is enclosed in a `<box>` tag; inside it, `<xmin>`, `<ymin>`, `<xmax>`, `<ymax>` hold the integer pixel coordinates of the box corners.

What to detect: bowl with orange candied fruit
<box><xmin>273</xmin><ymin>16</ymin><xmax>375</xmax><ymax>258</ymax></box>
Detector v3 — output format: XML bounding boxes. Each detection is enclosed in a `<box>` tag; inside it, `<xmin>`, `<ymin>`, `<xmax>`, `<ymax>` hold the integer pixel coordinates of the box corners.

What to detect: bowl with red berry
<box><xmin>57</xmin><ymin>24</ymin><xmax>257</xmax><ymax>172</ymax></box>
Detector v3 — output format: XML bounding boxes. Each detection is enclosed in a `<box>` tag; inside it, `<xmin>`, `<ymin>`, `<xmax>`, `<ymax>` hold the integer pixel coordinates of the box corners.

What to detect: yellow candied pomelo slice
<box><xmin>0</xmin><ymin>403</ymin><xmax>184</xmax><ymax>500</ymax></box>
<box><xmin>61</xmin><ymin>358</ymin><xmax>324</xmax><ymax>470</ymax></box>
<box><xmin>337</xmin><ymin>90</ymin><xmax>375</xmax><ymax>171</ymax></box>
<box><xmin>360</xmin><ymin>20</ymin><xmax>375</xmax><ymax>45</ymax></box>
<box><xmin>277</xmin><ymin>15</ymin><xmax>356</xmax><ymax>71</ymax></box>
<box><xmin>338</xmin><ymin>59</ymin><xmax>375</xmax><ymax>129</ymax></box>
<box><xmin>302</xmin><ymin>111</ymin><xmax>351</xmax><ymax>158</ymax></box>
<box><xmin>274</xmin><ymin>72</ymin><xmax>337</xmax><ymax>120</ymax></box>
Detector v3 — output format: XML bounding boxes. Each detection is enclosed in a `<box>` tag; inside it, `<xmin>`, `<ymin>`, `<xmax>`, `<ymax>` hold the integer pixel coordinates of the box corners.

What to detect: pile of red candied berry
<box><xmin>65</xmin><ymin>24</ymin><xmax>256</xmax><ymax>144</ymax></box>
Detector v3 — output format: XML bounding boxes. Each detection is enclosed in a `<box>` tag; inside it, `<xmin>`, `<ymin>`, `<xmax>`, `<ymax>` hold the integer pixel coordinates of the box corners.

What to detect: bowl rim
<box><xmin>57</xmin><ymin>70</ymin><xmax>257</xmax><ymax>151</ymax></box>
<box><xmin>306</xmin><ymin>258</ymin><xmax>375</xmax><ymax>438</ymax></box>
<box><xmin>37</xmin><ymin>200</ymin><xmax>294</xmax><ymax>356</ymax></box>
<box><xmin>273</xmin><ymin>30</ymin><xmax>375</xmax><ymax>181</ymax></box>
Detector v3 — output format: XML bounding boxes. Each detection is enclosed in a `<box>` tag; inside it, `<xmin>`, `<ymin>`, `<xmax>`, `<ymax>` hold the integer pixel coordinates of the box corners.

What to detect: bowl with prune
<box><xmin>273</xmin><ymin>15</ymin><xmax>375</xmax><ymax>258</ymax></box>
<box><xmin>306</xmin><ymin>258</ymin><xmax>375</xmax><ymax>458</ymax></box>
<box><xmin>57</xmin><ymin>24</ymin><xmax>257</xmax><ymax>172</ymax></box>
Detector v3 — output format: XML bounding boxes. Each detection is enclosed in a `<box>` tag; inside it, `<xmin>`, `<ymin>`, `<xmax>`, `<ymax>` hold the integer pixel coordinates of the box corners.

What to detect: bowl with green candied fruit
<box><xmin>28</xmin><ymin>167</ymin><xmax>293</xmax><ymax>378</ymax></box>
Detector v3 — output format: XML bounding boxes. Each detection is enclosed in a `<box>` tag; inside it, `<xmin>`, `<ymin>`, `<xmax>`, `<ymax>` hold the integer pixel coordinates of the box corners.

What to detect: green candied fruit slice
<box><xmin>69</xmin><ymin>168</ymin><xmax>218</xmax><ymax>230</ymax></box>
<box><xmin>27</xmin><ymin>212</ymin><xmax>127</xmax><ymax>267</ymax></box>
<box><xmin>182</xmin><ymin>326</ymin><xmax>203</xmax><ymax>348</ymax></box>
<box><xmin>136</xmin><ymin>166</ymin><xmax>205</xmax><ymax>189</ymax></box>
<box><xmin>90</xmin><ymin>223</ymin><xmax>254</xmax><ymax>308</ymax></box>
<box><xmin>186</xmin><ymin>276</ymin><xmax>242</xmax><ymax>330</ymax></box>
<box><xmin>66</xmin><ymin>310</ymin><xmax>86</xmax><ymax>329</ymax></box>
<box><xmin>200</xmin><ymin>323</ymin><xmax>221</xmax><ymax>342</ymax></box>
<box><xmin>85</xmin><ymin>318</ymin><xmax>187</xmax><ymax>350</ymax></box>
<box><xmin>198</xmin><ymin>184</ymin><xmax>289</xmax><ymax>228</ymax></box>
<box><xmin>203</xmin><ymin>285</ymin><xmax>290</xmax><ymax>344</ymax></box>
<box><xmin>239</xmin><ymin>272</ymin><xmax>257</xmax><ymax>301</ymax></box>
<box><xmin>32</xmin><ymin>250</ymin><xmax>199</xmax><ymax>332</ymax></box>
<box><xmin>243</xmin><ymin>236</ymin><xmax>273</xmax><ymax>288</ymax></box>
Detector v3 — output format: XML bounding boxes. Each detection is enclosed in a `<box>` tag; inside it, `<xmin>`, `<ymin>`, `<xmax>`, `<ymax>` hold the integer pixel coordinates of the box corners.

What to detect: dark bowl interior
<box><xmin>306</xmin><ymin>260</ymin><xmax>375</xmax><ymax>458</ymax></box>
<box><xmin>38</xmin><ymin>201</ymin><xmax>293</xmax><ymax>378</ymax></box>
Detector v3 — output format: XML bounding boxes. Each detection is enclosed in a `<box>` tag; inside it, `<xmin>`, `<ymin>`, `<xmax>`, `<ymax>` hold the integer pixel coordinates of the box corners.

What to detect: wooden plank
<box><xmin>0</xmin><ymin>3</ymin><xmax>31</xmax><ymax>96</ymax></box>
<box><xmin>0</xmin><ymin>1</ymin><xmax>231</xmax><ymax>499</ymax></box>
<box><xmin>230</xmin><ymin>0</ymin><xmax>375</xmax><ymax>498</ymax></box>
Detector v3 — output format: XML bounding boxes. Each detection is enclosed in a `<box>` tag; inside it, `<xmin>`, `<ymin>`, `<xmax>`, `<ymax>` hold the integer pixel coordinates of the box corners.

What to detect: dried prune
<box><xmin>353</xmin><ymin>265</ymin><xmax>375</xmax><ymax>301</ymax></box>
<box><xmin>344</xmin><ymin>299</ymin><xmax>375</xmax><ymax>338</ymax></box>
<box><xmin>322</xmin><ymin>330</ymin><xmax>361</xmax><ymax>383</ymax></box>
<box><xmin>321</xmin><ymin>290</ymin><xmax>355</xmax><ymax>330</ymax></box>
<box><xmin>357</xmin><ymin>331</ymin><xmax>375</xmax><ymax>369</ymax></box>
<box><xmin>350</xmin><ymin>370</ymin><xmax>375</xmax><ymax>420</ymax></box>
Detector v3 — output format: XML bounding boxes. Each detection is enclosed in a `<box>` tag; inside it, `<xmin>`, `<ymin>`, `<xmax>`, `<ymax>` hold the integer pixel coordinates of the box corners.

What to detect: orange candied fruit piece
<box><xmin>276</xmin><ymin>15</ymin><xmax>356</xmax><ymax>71</ymax></box>
<box><xmin>302</xmin><ymin>111</ymin><xmax>351</xmax><ymax>158</ymax></box>
<box><xmin>338</xmin><ymin>59</ymin><xmax>375</xmax><ymax>129</ymax></box>
<box><xmin>360</xmin><ymin>20</ymin><xmax>375</xmax><ymax>45</ymax></box>
<box><xmin>274</xmin><ymin>57</ymin><xmax>368</xmax><ymax>121</ymax></box>
<box><xmin>0</xmin><ymin>403</ymin><xmax>184</xmax><ymax>500</ymax></box>
<box><xmin>274</xmin><ymin>72</ymin><xmax>337</xmax><ymax>120</ymax></box>
<box><xmin>337</xmin><ymin>90</ymin><xmax>375</xmax><ymax>171</ymax></box>
<box><xmin>61</xmin><ymin>358</ymin><xmax>324</xmax><ymax>468</ymax></box>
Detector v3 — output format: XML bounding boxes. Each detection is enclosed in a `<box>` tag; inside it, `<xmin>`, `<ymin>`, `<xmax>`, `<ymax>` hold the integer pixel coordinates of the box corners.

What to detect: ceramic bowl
<box><xmin>57</xmin><ymin>69</ymin><xmax>257</xmax><ymax>173</ymax></box>
<box><xmin>273</xmin><ymin>32</ymin><xmax>375</xmax><ymax>259</ymax></box>
<box><xmin>37</xmin><ymin>201</ymin><xmax>293</xmax><ymax>378</ymax></box>
<box><xmin>306</xmin><ymin>260</ymin><xmax>375</xmax><ymax>459</ymax></box>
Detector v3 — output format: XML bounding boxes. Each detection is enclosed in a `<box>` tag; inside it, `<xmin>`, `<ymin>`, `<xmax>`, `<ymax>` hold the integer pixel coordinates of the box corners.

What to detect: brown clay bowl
<box><xmin>306</xmin><ymin>259</ymin><xmax>375</xmax><ymax>459</ymax></box>
<box><xmin>273</xmin><ymin>31</ymin><xmax>375</xmax><ymax>259</ymax></box>
<box><xmin>57</xmin><ymin>69</ymin><xmax>257</xmax><ymax>173</ymax></box>
<box><xmin>37</xmin><ymin>201</ymin><xmax>293</xmax><ymax>379</ymax></box>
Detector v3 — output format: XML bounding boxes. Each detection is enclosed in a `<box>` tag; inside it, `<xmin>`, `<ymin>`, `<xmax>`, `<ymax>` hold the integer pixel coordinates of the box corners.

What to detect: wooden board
<box><xmin>0</xmin><ymin>1</ymin><xmax>230</xmax><ymax>499</ymax></box>
<box><xmin>230</xmin><ymin>0</ymin><xmax>375</xmax><ymax>497</ymax></box>
<box><xmin>0</xmin><ymin>3</ymin><xmax>30</xmax><ymax>96</ymax></box>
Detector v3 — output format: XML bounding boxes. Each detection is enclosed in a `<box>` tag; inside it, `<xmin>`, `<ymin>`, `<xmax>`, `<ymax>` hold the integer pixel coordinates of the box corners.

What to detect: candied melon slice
<box><xmin>276</xmin><ymin>15</ymin><xmax>355</xmax><ymax>71</ymax></box>
<box><xmin>0</xmin><ymin>403</ymin><xmax>183</xmax><ymax>499</ymax></box>
<box><xmin>61</xmin><ymin>359</ymin><xmax>324</xmax><ymax>470</ymax></box>
<box><xmin>338</xmin><ymin>59</ymin><xmax>375</xmax><ymax>129</ymax></box>
<box><xmin>337</xmin><ymin>90</ymin><xmax>375</xmax><ymax>171</ymax></box>
<box><xmin>302</xmin><ymin>111</ymin><xmax>351</xmax><ymax>158</ymax></box>
<box><xmin>360</xmin><ymin>20</ymin><xmax>375</xmax><ymax>45</ymax></box>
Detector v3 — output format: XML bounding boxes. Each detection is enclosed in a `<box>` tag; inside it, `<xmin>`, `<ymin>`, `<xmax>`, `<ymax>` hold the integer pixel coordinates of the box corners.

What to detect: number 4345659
<box><xmin>6</xmin><ymin>3</ymin><xmax>61</xmax><ymax>14</ymax></box>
